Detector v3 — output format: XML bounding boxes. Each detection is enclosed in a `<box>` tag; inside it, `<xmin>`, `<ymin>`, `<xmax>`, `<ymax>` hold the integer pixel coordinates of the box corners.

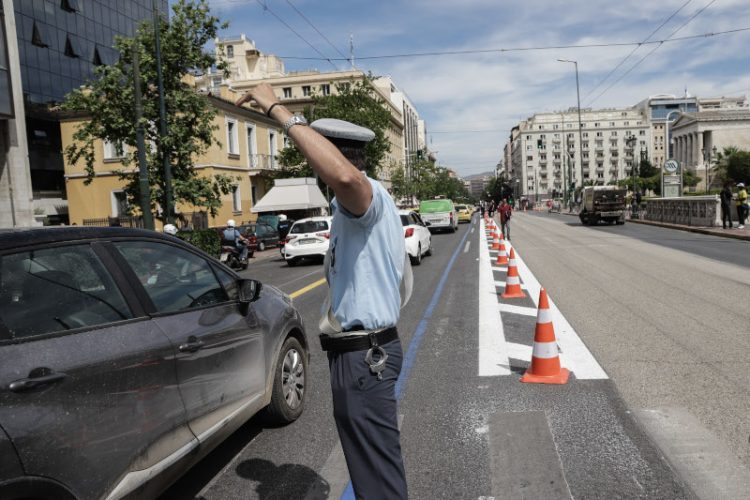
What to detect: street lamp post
<box><xmin>626</xmin><ymin>135</ymin><xmax>637</xmax><ymax>210</ymax></box>
<box><xmin>702</xmin><ymin>145</ymin><xmax>718</xmax><ymax>192</ymax></box>
<box><xmin>664</xmin><ymin>110</ymin><xmax>682</xmax><ymax>197</ymax></box>
<box><xmin>557</xmin><ymin>59</ymin><xmax>583</xmax><ymax>207</ymax></box>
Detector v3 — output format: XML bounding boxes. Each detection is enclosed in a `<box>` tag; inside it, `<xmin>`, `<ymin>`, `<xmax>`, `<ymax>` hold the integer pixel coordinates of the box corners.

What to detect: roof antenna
<box><xmin>349</xmin><ymin>33</ymin><xmax>355</xmax><ymax>69</ymax></box>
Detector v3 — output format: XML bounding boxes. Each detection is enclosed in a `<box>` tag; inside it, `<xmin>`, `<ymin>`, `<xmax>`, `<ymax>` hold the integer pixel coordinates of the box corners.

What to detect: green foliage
<box><xmin>390</xmin><ymin>159</ymin><xmax>469</xmax><ymax>202</ymax></box>
<box><xmin>274</xmin><ymin>77</ymin><xmax>391</xmax><ymax>180</ymax></box>
<box><xmin>177</xmin><ymin>229</ymin><xmax>220</xmax><ymax>257</ymax></box>
<box><xmin>62</xmin><ymin>0</ymin><xmax>235</xmax><ymax>219</ymax></box>
<box><xmin>637</xmin><ymin>159</ymin><xmax>658</xmax><ymax>178</ymax></box>
<box><xmin>725</xmin><ymin>150</ymin><xmax>750</xmax><ymax>184</ymax></box>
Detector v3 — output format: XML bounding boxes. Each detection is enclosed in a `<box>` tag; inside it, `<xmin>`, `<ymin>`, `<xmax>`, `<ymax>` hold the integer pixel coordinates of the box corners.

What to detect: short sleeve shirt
<box><xmin>327</xmin><ymin>176</ymin><xmax>406</xmax><ymax>330</ymax></box>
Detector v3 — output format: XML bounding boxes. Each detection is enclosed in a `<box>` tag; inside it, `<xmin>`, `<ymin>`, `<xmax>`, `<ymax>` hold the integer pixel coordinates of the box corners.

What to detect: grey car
<box><xmin>0</xmin><ymin>227</ymin><xmax>308</xmax><ymax>500</ymax></box>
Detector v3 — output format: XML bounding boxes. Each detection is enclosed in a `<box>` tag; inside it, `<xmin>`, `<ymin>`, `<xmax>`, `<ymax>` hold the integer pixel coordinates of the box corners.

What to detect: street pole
<box><xmin>153</xmin><ymin>0</ymin><xmax>173</xmax><ymax>224</ymax></box>
<box><xmin>557</xmin><ymin>59</ymin><xmax>583</xmax><ymax>206</ymax></box>
<box><xmin>664</xmin><ymin>110</ymin><xmax>681</xmax><ymax>197</ymax></box>
<box><xmin>561</xmin><ymin>112</ymin><xmax>567</xmax><ymax>206</ymax></box>
<box><xmin>132</xmin><ymin>43</ymin><xmax>154</xmax><ymax>230</ymax></box>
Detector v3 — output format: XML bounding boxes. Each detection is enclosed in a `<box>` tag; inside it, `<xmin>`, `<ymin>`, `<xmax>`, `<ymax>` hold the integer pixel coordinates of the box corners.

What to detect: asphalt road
<box><xmin>160</xmin><ymin>212</ymin><xmax>750</xmax><ymax>499</ymax></box>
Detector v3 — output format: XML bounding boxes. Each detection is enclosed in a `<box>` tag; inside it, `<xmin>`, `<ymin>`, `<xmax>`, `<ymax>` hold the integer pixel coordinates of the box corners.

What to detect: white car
<box><xmin>282</xmin><ymin>216</ymin><xmax>332</xmax><ymax>266</ymax></box>
<box><xmin>399</xmin><ymin>210</ymin><xmax>432</xmax><ymax>265</ymax></box>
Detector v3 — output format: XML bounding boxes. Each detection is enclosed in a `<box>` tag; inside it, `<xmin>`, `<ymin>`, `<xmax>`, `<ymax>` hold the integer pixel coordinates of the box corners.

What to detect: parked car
<box><xmin>419</xmin><ymin>198</ymin><xmax>458</xmax><ymax>233</ymax></box>
<box><xmin>0</xmin><ymin>227</ymin><xmax>308</xmax><ymax>500</ymax></box>
<box><xmin>454</xmin><ymin>204</ymin><xmax>473</xmax><ymax>223</ymax></box>
<box><xmin>239</xmin><ymin>222</ymin><xmax>280</xmax><ymax>251</ymax></box>
<box><xmin>282</xmin><ymin>217</ymin><xmax>332</xmax><ymax>266</ymax></box>
<box><xmin>399</xmin><ymin>210</ymin><xmax>432</xmax><ymax>265</ymax></box>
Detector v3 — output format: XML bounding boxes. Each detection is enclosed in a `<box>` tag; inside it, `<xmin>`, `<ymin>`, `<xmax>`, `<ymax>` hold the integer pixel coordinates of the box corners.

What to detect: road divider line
<box><xmin>498</xmin><ymin>303</ymin><xmax>537</xmax><ymax>317</ymax></box>
<box><xmin>479</xmin><ymin>219</ymin><xmax>511</xmax><ymax>376</ymax></box>
<box><xmin>494</xmin><ymin>280</ymin><xmax>527</xmax><ymax>290</ymax></box>
<box><xmin>464</xmin><ymin>241</ymin><xmax>471</xmax><ymax>253</ymax></box>
<box><xmin>289</xmin><ymin>278</ymin><xmax>327</xmax><ymax>299</ymax></box>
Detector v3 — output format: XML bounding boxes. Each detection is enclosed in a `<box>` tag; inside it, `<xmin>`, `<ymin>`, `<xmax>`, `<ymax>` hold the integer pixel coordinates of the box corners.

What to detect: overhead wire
<box><xmin>581</xmin><ymin>0</ymin><xmax>693</xmax><ymax>102</ymax></box>
<box><xmin>283</xmin><ymin>0</ymin><xmax>350</xmax><ymax>63</ymax></box>
<box><xmin>274</xmin><ymin>25</ymin><xmax>749</xmax><ymax>61</ymax></box>
<box><xmin>252</xmin><ymin>0</ymin><xmax>339</xmax><ymax>70</ymax></box>
<box><xmin>587</xmin><ymin>0</ymin><xmax>717</xmax><ymax>106</ymax></box>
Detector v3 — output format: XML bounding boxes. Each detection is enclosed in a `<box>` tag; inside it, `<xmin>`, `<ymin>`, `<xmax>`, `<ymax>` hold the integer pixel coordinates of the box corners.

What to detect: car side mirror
<box><xmin>239</xmin><ymin>279</ymin><xmax>262</xmax><ymax>303</ymax></box>
<box><xmin>424</xmin><ymin>221</ymin><xmax>431</xmax><ymax>227</ymax></box>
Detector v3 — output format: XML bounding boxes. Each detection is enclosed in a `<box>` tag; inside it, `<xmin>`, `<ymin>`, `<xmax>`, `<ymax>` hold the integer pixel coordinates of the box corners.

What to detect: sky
<box><xmin>180</xmin><ymin>0</ymin><xmax>750</xmax><ymax>177</ymax></box>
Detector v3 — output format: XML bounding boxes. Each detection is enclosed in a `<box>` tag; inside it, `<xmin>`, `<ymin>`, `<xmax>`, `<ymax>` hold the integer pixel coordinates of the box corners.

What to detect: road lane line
<box><xmin>479</xmin><ymin>219</ymin><xmax>511</xmax><ymax>376</ymax></box>
<box><xmin>498</xmin><ymin>303</ymin><xmax>537</xmax><ymax>317</ymax></box>
<box><xmin>289</xmin><ymin>278</ymin><xmax>327</xmax><ymax>299</ymax></box>
<box><xmin>494</xmin><ymin>280</ymin><xmax>527</xmax><ymax>289</ymax></box>
<box><xmin>464</xmin><ymin>241</ymin><xmax>471</xmax><ymax>253</ymax></box>
<box><xmin>277</xmin><ymin>268</ymin><xmax>323</xmax><ymax>288</ymax></box>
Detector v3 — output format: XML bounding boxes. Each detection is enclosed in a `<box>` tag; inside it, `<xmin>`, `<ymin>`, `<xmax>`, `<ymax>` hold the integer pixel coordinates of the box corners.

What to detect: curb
<box><xmin>626</xmin><ymin>218</ymin><xmax>750</xmax><ymax>241</ymax></box>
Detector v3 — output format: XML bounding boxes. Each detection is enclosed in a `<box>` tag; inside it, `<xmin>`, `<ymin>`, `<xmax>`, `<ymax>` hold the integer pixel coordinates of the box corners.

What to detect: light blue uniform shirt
<box><xmin>327</xmin><ymin>176</ymin><xmax>405</xmax><ymax>331</ymax></box>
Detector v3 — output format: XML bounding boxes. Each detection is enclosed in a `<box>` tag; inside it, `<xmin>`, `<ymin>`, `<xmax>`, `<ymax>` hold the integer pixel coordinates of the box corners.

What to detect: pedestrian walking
<box><xmin>237</xmin><ymin>85</ymin><xmax>409</xmax><ymax>499</ymax></box>
<box><xmin>488</xmin><ymin>200</ymin><xmax>496</xmax><ymax>218</ymax></box>
<box><xmin>737</xmin><ymin>182</ymin><xmax>748</xmax><ymax>229</ymax></box>
<box><xmin>499</xmin><ymin>198</ymin><xmax>512</xmax><ymax>240</ymax></box>
<box><xmin>720</xmin><ymin>182</ymin><xmax>733</xmax><ymax>229</ymax></box>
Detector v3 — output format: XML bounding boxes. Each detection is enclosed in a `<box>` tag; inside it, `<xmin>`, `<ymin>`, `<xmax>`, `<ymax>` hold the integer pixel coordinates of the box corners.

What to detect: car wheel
<box><xmin>265</xmin><ymin>336</ymin><xmax>306</xmax><ymax>424</ymax></box>
<box><xmin>425</xmin><ymin>239</ymin><xmax>432</xmax><ymax>256</ymax></box>
<box><xmin>287</xmin><ymin>258</ymin><xmax>298</xmax><ymax>267</ymax></box>
<box><xmin>410</xmin><ymin>245</ymin><xmax>422</xmax><ymax>266</ymax></box>
<box><xmin>259</xmin><ymin>241</ymin><xmax>266</xmax><ymax>251</ymax></box>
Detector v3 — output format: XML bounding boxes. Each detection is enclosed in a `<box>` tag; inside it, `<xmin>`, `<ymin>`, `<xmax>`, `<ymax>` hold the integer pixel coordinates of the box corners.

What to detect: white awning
<box><xmin>251</xmin><ymin>177</ymin><xmax>329</xmax><ymax>213</ymax></box>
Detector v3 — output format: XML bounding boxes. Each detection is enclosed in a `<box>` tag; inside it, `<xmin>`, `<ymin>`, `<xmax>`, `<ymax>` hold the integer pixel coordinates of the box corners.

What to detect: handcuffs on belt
<box><xmin>364</xmin><ymin>332</ymin><xmax>388</xmax><ymax>380</ymax></box>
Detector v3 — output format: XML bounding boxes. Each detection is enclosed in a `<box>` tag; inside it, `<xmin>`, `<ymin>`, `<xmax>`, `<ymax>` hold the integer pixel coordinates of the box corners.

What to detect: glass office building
<box><xmin>11</xmin><ymin>0</ymin><xmax>167</xmax><ymax>215</ymax></box>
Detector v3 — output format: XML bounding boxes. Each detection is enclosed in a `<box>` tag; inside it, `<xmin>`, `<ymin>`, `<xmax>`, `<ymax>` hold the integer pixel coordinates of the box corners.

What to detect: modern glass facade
<box><xmin>11</xmin><ymin>0</ymin><xmax>167</xmax><ymax>203</ymax></box>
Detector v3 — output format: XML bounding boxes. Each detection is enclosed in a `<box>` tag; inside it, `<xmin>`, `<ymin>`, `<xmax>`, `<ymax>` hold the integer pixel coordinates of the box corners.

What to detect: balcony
<box><xmin>553</xmin><ymin>158</ymin><xmax>561</xmax><ymax>164</ymax></box>
<box><xmin>248</xmin><ymin>154</ymin><xmax>279</xmax><ymax>171</ymax></box>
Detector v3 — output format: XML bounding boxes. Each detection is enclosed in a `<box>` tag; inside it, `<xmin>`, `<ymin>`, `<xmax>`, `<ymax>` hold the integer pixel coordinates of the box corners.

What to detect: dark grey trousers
<box><xmin>327</xmin><ymin>338</ymin><xmax>408</xmax><ymax>500</ymax></box>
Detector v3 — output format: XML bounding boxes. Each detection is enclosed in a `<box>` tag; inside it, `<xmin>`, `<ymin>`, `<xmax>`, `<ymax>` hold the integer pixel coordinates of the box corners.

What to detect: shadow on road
<box><xmin>235</xmin><ymin>458</ymin><xmax>329</xmax><ymax>500</ymax></box>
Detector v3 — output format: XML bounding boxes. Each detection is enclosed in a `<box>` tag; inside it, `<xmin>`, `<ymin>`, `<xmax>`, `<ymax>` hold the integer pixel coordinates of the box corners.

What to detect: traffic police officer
<box><xmin>236</xmin><ymin>85</ymin><xmax>408</xmax><ymax>499</ymax></box>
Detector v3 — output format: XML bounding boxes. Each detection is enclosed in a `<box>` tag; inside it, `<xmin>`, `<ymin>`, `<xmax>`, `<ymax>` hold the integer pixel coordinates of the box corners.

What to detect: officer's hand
<box><xmin>236</xmin><ymin>83</ymin><xmax>278</xmax><ymax>114</ymax></box>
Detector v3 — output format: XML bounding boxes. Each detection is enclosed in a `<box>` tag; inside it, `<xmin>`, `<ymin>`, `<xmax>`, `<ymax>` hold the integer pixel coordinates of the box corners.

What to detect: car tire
<box><xmin>259</xmin><ymin>241</ymin><xmax>266</xmax><ymax>251</ymax></box>
<box><xmin>264</xmin><ymin>336</ymin><xmax>306</xmax><ymax>424</ymax></box>
<box><xmin>287</xmin><ymin>258</ymin><xmax>298</xmax><ymax>267</ymax></box>
<box><xmin>410</xmin><ymin>245</ymin><xmax>422</xmax><ymax>266</ymax></box>
<box><xmin>425</xmin><ymin>239</ymin><xmax>432</xmax><ymax>256</ymax></box>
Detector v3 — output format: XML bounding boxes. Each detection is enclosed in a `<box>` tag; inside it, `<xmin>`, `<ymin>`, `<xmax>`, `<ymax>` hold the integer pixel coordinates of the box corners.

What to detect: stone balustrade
<box><xmin>642</xmin><ymin>196</ymin><xmax>721</xmax><ymax>227</ymax></box>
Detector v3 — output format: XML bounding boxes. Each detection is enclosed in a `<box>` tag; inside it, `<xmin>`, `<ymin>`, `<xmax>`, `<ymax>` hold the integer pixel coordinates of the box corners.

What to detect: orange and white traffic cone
<box><xmin>501</xmin><ymin>248</ymin><xmax>525</xmax><ymax>299</ymax></box>
<box><xmin>492</xmin><ymin>231</ymin><xmax>501</xmax><ymax>250</ymax></box>
<box><xmin>495</xmin><ymin>238</ymin><xmax>508</xmax><ymax>265</ymax></box>
<box><xmin>521</xmin><ymin>288</ymin><xmax>569</xmax><ymax>384</ymax></box>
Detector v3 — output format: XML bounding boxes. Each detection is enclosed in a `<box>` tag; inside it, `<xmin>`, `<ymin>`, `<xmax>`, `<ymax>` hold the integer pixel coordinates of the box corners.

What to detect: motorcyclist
<box><xmin>222</xmin><ymin>219</ymin><xmax>249</xmax><ymax>262</ymax></box>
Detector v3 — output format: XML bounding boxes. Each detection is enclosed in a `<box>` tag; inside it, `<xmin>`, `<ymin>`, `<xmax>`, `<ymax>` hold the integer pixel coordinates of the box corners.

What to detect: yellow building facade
<box><xmin>63</xmin><ymin>86</ymin><xmax>285</xmax><ymax>229</ymax></box>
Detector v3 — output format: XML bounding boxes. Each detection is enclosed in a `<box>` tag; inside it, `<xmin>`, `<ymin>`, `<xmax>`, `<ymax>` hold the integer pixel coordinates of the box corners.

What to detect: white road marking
<box><xmin>498</xmin><ymin>303</ymin><xmax>537</xmax><ymax>317</ymax></box>
<box><xmin>511</xmin><ymin>250</ymin><xmax>608</xmax><ymax>380</ymax></box>
<box><xmin>478</xmin><ymin>219</ymin><xmax>511</xmax><ymax>376</ymax></box>
<box><xmin>494</xmin><ymin>280</ymin><xmax>527</xmax><ymax>289</ymax></box>
<box><xmin>464</xmin><ymin>241</ymin><xmax>471</xmax><ymax>253</ymax></box>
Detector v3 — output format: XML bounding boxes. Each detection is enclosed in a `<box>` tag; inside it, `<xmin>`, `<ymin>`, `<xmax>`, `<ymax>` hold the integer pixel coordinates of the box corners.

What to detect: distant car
<box><xmin>419</xmin><ymin>198</ymin><xmax>458</xmax><ymax>233</ymax></box>
<box><xmin>282</xmin><ymin>216</ymin><xmax>332</xmax><ymax>266</ymax></box>
<box><xmin>239</xmin><ymin>222</ymin><xmax>279</xmax><ymax>251</ymax></box>
<box><xmin>399</xmin><ymin>210</ymin><xmax>432</xmax><ymax>265</ymax></box>
<box><xmin>454</xmin><ymin>204</ymin><xmax>473</xmax><ymax>223</ymax></box>
<box><xmin>0</xmin><ymin>227</ymin><xmax>308</xmax><ymax>500</ymax></box>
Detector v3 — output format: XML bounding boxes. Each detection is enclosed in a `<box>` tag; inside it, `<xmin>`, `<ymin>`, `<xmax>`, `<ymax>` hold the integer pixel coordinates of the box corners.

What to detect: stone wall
<box><xmin>643</xmin><ymin>196</ymin><xmax>722</xmax><ymax>227</ymax></box>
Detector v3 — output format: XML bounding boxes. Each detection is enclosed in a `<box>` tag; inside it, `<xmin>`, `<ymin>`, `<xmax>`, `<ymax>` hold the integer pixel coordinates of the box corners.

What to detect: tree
<box><xmin>274</xmin><ymin>77</ymin><xmax>392</xmax><ymax>180</ymax></box>
<box><xmin>725</xmin><ymin>150</ymin><xmax>750</xmax><ymax>184</ymax></box>
<box><xmin>63</xmin><ymin>0</ymin><xmax>234</xmax><ymax>220</ymax></box>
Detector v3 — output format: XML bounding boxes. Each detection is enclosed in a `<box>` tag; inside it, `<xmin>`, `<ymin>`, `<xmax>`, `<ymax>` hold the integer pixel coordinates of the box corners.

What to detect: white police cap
<box><xmin>310</xmin><ymin>118</ymin><xmax>375</xmax><ymax>143</ymax></box>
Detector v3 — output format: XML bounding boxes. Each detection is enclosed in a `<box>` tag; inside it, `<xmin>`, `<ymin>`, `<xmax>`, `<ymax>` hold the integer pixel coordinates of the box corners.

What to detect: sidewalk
<box><xmin>551</xmin><ymin>209</ymin><xmax>750</xmax><ymax>242</ymax></box>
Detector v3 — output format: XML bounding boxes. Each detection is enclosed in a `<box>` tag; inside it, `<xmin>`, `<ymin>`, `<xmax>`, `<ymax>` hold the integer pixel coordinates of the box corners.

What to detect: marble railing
<box><xmin>642</xmin><ymin>196</ymin><xmax>721</xmax><ymax>227</ymax></box>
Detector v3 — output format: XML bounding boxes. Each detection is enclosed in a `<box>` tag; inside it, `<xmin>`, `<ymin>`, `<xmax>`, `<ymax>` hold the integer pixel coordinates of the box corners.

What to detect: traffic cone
<box><xmin>521</xmin><ymin>289</ymin><xmax>569</xmax><ymax>384</ymax></box>
<box><xmin>495</xmin><ymin>238</ymin><xmax>508</xmax><ymax>265</ymax></box>
<box><xmin>501</xmin><ymin>248</ymin><xmax>525</xmax><ymax>299</ymax></box>
<box><xmin>492</xmin><ymin>232</ymin><xmax>501</xmax><ymax>250</ymax></box>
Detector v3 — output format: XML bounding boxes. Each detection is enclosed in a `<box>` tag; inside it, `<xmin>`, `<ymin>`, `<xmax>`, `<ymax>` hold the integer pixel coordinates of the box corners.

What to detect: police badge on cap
<box><xmin>311</xmin><ymin>119</ymin><xmax>375</xmax><ymax>171</ymax></box>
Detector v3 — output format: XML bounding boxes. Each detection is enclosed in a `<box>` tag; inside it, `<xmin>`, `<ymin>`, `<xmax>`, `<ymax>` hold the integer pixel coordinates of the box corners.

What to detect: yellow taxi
<box><xmin>454</xmin><ymin>204</ymin><xmax>473</xmax><ymax>223</ymax></box>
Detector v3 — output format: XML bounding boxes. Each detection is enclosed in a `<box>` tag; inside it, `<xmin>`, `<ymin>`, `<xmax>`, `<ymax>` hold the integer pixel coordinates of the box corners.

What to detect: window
<box><xmin>283</xmin><ymin>87</ymin><xmax>292</xmax><ymax>98</ymax></box>
<box><xmin>596</xmin><ymin>132</ymin><xmax>603</xmax><ymax>137</ymax></box>
<box><xmin>639</xmin><ymin>130</ymin><xmax>646</xmax><ymax>136</ymax></box>
<box><xmin>320</xmin><ymin>84</ymin><xmax>330</xmax><ymax>96</ymax></box>
<box><xmin>31</xmin><ymin>22</ymin><xmax>48</xmax><ymax>48</ymax></box>
<box><xmin>526</xmin><ymin>144</ymin><xmax>532</xmax><ymax>150</ymax></box>
<box><xmin>114</xmin><ymin>242</ymin><xmax>229</xmax><ymax>313</ymax></box>
<box><xmin>227</xmin><ymin>119</ymin><xmax>239</xmax><ymax>155</ymax></box>
<box><xmin>111</xmin><ymin>191</ymin><xmax>128</xmax><ymax>217</ymax></box>
<box><xmin>103</xmin><ymin>140</ymin><xmax>126</xmax><ymax>160</ymax></box>
<box><xmin>610</xmin><ymin>122</ymin><xmax>615</xmax><ymax>127</ymax></box>
<box><xmin>538</xmin><ymin>125</ymin><xmax>544</xmax><ymax>130</ymax></box>
<box><xmin>61</xmin><ymin>0</ymin><xmax>79</xmax><ymax>12</ymax></box>
<box><xmin>226</xmin><ymin>45</ymin><xmax>234</xmax><ymax>58</ymax></box>
<box><xmin>582</xmin><ymin>132</ymin><xmax>588</xmax><ymax>138</ymax></box>
<box><xmin>246</xmin><ymin>123</ymin><xmax>256</xmax><ymax>167</ymax></box>
<box><xmin>611</xmin><ymin>131</ymin><xmax>618</xmax><ymax>136</ymax></box>
<box><xmin>64</xmin><ymin>34</ymin><xmax>80</xmax><ymax>58</ymax></box>
<box><xmin>526</xmin><ymin>135</ymin><xmax>531</xmax><ymax>140</ymax></box>
<box><xmin>269</xmin><ymin>131</ymin><xmax>276</xmax><ymax>168</ymax></box>
<box><xmin>302</xmin><ymin>85</ymin><xmax>311</xmax><ymax>96</ymax></box>
<box><xmin>251</xmin><ymin>186</ymin><xmax>257</xmax><ymax>205</ymax></box>
<box><xmin>232</xmin><ymin>185</ymin><xmax>241</xmax><ymax>212</ymax></box>
<box><xmin>526</xmin><ymin>155</ymin><xmax>533</xmax><ymax>161</ymax></box>
<box><xmin>0</xmin><ymin>245</ymin><xmax>133</xmax><ymax>340</ymax></box>
<box><xmin>290</xmin><ymin>220</ymin><xmax>329</xmax><ymax>233</ymax></box>
<box><xmin>594</xmin><ymin>122</ymin><xmax>600</xmax><ymax>127</ymax></box>
<box><xmin>553</xmin><ymin>124</ymin><xmax>559</xmax><ymax>130</ymax></box>
<box><xmin>624</xmin><ymin>121</ymin><xmax>629</xmax><ymax>126</ymax></box>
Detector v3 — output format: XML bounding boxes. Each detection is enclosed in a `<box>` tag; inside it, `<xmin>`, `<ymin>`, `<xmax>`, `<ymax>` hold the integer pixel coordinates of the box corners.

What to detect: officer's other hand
<box><xmin>235</xmin><ymin>83</ymin><xmax>278</xmax><ymax>114</ymax></box>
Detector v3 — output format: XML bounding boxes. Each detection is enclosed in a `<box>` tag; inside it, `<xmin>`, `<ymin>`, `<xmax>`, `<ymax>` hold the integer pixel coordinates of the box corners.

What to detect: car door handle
<box><xmin>9</xmin><ymin>371</ymin><xmax>67</xmax><ymax>393</ymax></box>
<box><xmin>179</xmin><ymin>339</ymin><xmax>205</xmax><ymax>353</ymax></box>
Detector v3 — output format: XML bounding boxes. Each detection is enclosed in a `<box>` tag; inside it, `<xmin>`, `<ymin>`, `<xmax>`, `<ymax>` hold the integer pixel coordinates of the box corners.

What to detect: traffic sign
<box><xmin>664</xmin><ymin>159</ymin><xmax>679</xmax><ymax>173</ymax></box>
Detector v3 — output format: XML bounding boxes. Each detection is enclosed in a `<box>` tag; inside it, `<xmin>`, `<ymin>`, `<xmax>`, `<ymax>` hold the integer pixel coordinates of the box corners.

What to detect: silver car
<box><xmin>0</xmin><ymin>227</ymin><xmax>308</xmax><ymax>500</ymax></box>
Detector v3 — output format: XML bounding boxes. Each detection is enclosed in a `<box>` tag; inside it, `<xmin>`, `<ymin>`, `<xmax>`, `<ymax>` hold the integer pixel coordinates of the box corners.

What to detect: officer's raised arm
<box><xmin>236</xmin><ymin>84</ymin><xmax>373</xmax><ymax>217</ymax></box>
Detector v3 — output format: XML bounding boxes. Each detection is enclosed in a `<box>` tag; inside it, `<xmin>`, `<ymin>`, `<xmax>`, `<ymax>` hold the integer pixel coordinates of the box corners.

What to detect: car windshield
<box><xmin>290</xmin><ymin>220</ymin><xmax>328</xmax><ymax>234</ymax></box>
<box><xmin>420</xmin><ymin>200</ymin><xmax>453</xmax><ymax>213</ymax></box>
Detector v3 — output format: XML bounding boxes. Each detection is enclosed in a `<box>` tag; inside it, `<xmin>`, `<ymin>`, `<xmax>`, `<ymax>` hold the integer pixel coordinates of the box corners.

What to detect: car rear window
<box><xmin>0</xmin><ymin>245</ymin><xmax>134</xmax><ymax>341</ymax></box>
<box><xmin>290</xmin><ymin>221</ymin><xmax>328</xmax><ymax>234</ymax></box>
<box><xmin>400</xmin><ymin>215</ymin><xmax>410</xmax><ymax>226</ymax></box>
<box><xmin>455</xmin><ymin>205</ymin><xmax>467</xmax><ymax>211</ymax></box>
<box><xmin>420</xmin><ymin>200</ymin><xmax>453</xmax><ymax>213</ymax></box>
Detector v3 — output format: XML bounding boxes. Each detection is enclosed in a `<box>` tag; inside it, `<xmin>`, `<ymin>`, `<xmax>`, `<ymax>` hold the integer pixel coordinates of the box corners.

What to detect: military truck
<box><xmin>578</xmin><ymin>186</ymin><xmax>627</xmax><ymax>225</ymax></box>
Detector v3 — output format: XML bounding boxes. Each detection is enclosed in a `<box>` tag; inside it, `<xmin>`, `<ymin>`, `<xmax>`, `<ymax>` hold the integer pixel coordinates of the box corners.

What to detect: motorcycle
<box><xmin>220</xmin><ymin>245</ymin><xmax>249</xmax><ymax>270</ymax></box>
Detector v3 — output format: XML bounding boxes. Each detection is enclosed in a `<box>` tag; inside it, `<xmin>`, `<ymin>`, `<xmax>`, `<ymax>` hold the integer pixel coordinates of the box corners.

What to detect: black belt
<box><xmin>320</xmin><ymin>327</ymin><xmax>398</xmax><ymax>353</ymax></box>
